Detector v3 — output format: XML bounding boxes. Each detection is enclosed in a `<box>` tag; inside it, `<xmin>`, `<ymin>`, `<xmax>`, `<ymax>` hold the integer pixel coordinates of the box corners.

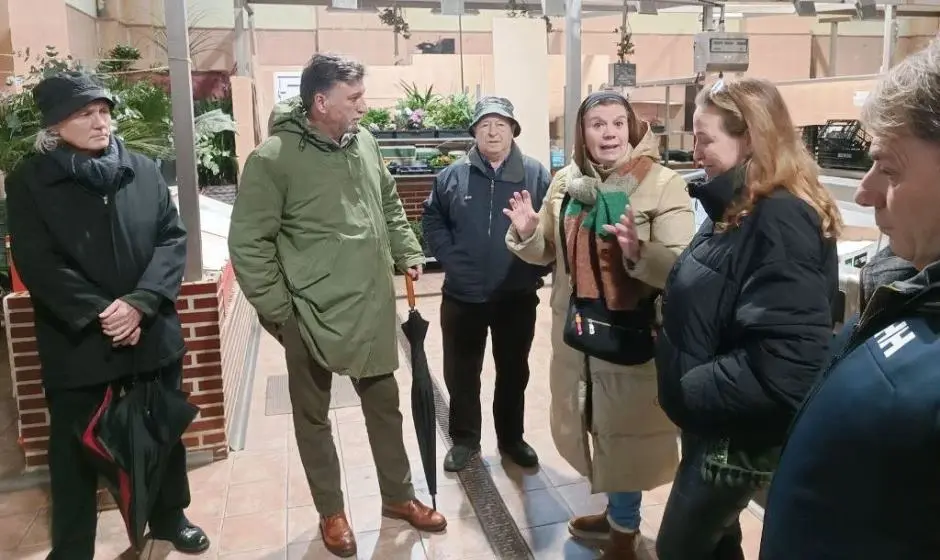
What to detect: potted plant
<box><xmin>428</xmin><ymin>153</ymin><xmax>455</xmax><ymax>173</ymax></box>
<box><xmin>428</xmin><ymin>93</ymin><xmax>474</xmax><ymax>138</ymax></box>
<box><xmin>361</xmin><ymin>107</ymin><xmax>395</xmax><ymax>138</ymax></box>
<box><xmin>395</xmin><ymin>82</ymin><xmax>439</xmax><ymax>138</ymax></box>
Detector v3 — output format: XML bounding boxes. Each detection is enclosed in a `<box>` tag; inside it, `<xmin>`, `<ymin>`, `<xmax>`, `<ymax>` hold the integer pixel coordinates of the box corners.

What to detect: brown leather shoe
<box><xmin>599</xmin><ymin>528</ymin><xmax>640</xmax><ymax>560</ymax></box>
<box><xmin>319</xmin><ymin>512</ymin><xmax>356</xmax><ymax>558</ymax></box>
<box><xmin>382</xmin><ymin>499</ymin><xmax>448</xmax><ymax>532</ymax></box>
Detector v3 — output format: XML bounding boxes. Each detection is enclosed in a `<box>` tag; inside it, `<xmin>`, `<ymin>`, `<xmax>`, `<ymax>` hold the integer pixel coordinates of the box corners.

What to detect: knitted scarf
<box><xmin>564</xmin><ymin>152</ymin><xmax>654</xmax><ymax>311</ymax></box>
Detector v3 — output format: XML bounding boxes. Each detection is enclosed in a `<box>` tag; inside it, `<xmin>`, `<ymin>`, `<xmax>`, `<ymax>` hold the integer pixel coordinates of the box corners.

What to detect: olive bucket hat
<box><xmin>469</xmin><ymin>96</ymin><xmax>521</xmax><ymax>137</ymax></box>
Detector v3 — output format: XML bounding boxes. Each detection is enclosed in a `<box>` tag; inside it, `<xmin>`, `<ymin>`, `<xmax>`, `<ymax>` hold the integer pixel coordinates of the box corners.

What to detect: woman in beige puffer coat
<box><xmin>504</xmin><ymin>92</ymin><xmax>694</xmax><ymax>558</ymax></box>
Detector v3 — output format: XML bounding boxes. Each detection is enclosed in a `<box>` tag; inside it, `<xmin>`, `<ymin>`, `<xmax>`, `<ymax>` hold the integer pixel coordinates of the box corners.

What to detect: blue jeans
<box><xmin>608</xmin><ymin>491</ymin><xmax>643</xmax><ymax>531</ymax></box>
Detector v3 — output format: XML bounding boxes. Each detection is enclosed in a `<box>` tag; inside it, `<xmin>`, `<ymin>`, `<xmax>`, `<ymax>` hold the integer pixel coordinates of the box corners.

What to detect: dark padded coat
<box><xmin>656</xmin><ymin>168</ymin><xmax>839</xmax><ymax>449</ymax></box>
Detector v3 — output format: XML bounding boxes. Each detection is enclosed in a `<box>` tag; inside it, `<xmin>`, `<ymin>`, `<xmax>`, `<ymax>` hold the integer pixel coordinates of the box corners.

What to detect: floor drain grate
<box><xmin>396</xmin><ymin>316</ymin><xmax>534</xmax><ymax>559</ymax></box>
<box><xmin>265</xmin><ymin>374</ymin><xmax>362</xmax><ymax>416</ymax></box>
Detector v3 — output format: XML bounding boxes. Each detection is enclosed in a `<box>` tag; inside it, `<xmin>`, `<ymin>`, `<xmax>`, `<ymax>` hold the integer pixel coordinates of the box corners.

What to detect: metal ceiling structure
<box><xmin>163</xmin><ymin>0</ymin><xmax>926</xmax><ymax>272</ymax></box>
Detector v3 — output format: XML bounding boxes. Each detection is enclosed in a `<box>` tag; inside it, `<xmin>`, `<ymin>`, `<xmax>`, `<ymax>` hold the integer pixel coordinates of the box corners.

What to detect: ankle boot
<box><xmin>599</xmin><ymin>527</ymin><xmax>640</xmax><ymax>560</ymax></box>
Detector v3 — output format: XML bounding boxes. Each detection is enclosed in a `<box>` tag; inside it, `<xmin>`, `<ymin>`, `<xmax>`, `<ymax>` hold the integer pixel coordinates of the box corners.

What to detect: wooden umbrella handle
<box><xmin>405</xmin><ymin>274</ymin><xmax>416</xmax><ymax>309</ymax></box>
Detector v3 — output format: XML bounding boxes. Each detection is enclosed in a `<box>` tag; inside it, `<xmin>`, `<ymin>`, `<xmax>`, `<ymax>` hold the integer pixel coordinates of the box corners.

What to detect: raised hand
<box><xmin>602</xmin><ymin>208</ymin><xmax>641</xmax><ymax>263</ymax></box>
<box><xmin>502</xmin><ymin>190</ymin><xmax>540</xmax><ymax>240</ymax></box>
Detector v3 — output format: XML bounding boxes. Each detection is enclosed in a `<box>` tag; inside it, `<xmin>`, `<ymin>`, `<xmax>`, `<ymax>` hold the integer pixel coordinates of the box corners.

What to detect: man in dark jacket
<box><xmin>6</xmin><ymin>72</ymin><xmax>207</xmax><ymax>558</ymax></box>
<box><xmin>761</xmin><ymin>41</ymin><xmax>940</xmax><ymax>559</ymax></box>
<box><xmin>422</xmin><ymin>96</ymin><xmax>551</xmax><ymax>472</ymax></box>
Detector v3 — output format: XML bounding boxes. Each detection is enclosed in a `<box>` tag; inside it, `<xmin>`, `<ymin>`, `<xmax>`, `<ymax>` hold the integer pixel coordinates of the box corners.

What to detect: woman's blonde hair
<box><xmin>697</xmin><ymin>77</ymin><xmax>842</xmax><ymax>238</ymax></box>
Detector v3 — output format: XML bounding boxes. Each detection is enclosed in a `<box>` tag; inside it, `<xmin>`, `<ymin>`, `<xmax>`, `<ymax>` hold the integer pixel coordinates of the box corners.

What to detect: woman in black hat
<box><xmin>6</xmin><ymin>72</ymin><xmax>209</xmax><ymax>558</ymax></box>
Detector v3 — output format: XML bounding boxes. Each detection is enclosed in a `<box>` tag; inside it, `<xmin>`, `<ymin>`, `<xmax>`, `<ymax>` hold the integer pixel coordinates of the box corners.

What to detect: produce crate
<box><xmin>815</xmin><ymin>120</ymin><xmax>872</xmax><ymax>171</ymax></box>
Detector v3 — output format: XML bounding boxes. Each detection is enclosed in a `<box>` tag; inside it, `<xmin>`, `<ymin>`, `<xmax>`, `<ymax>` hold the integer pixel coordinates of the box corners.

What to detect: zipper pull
<box><xmin>102</xmin><ymin>195</ymin><xmax>109</xmax><ymax>206</ymax></box>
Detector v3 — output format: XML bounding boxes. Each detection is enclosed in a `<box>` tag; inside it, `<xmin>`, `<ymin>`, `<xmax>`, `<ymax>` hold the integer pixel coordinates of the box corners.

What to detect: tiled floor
<box><xmin>0</xmin><ymin>272</ymin><xmax>763</xmax><ymax>559</ymax></box>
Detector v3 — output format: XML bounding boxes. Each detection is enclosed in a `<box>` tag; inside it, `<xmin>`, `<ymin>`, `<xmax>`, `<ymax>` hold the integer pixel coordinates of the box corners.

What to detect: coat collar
<box><xmin>468</xmin><ymin>142</ymin><xmax>525</xmax><ymax>183</ymax></box>
<box><xmin>687</xmin><ymin>166</ymin><xmax>747</xmax><ymax>223</ymax></box>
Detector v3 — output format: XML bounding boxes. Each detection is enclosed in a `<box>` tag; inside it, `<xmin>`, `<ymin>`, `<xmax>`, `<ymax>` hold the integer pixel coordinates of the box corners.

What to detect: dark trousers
<box><xmin>45</xmin><ymin>360</ymin><xmax>192</xmax><ymax>560</ymax></box>
<box><xmin>656</xmin><ymin>433</ymin><xmax>754</xmax><ymax>560</ymax></box>
<box><xmin>440</xmin><ymin>292</ymin><xmax>538</xmax><ymax>448</ymax></box>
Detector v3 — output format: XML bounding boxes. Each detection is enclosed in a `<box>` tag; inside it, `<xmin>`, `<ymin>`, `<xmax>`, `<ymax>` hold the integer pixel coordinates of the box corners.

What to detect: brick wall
<box><xmin>1</xmin><ymin>266</ymin><xmax>256</xmax><ymax>471</ymax></box>
<box><xmin>396</xmin><ymin>176</ymin><xmax>433</xmax><ymax>221</ymax></box>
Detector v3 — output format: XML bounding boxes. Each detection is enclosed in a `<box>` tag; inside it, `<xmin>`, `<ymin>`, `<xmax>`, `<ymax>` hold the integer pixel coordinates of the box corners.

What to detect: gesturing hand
<box><xmin>502</xmin><ymin>190</ymin><xmax>540</xmax><ymax>240</ymax></box>
<box><xmin>602</xmin><ymin>208</ymin><xmax>641</xmax><ymax>263</ymax></box>
<box><xmin>100</xmin><ymin>299</ymin><xmax>142</xmax><ymax>345</ymax></box>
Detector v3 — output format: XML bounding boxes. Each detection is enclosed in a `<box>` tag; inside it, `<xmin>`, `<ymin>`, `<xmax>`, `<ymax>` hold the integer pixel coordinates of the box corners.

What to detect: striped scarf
<box><xmin>564</xmin><ymin>156</ymin><xmax>654</xmax><ymax>311</ymax></box>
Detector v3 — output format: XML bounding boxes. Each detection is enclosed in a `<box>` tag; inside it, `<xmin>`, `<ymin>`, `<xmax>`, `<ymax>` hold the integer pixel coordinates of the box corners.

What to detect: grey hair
<box><xmin>34</xmin><ymin>128</ymin><xmax>61</xmax><ymax>153</ymax></box>
<box><xmin>299</xmin><ymin>53</ymin><xmax>365</xmax><ymax>111</ymax></box>
<box><xmin>862</xmin><ymin>40</ymin><xmax>940</xmax><ymax>142</ymax></box>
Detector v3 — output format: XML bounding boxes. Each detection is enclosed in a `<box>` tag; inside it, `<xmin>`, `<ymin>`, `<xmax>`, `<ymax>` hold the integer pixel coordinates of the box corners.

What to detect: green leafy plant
<box><xmin>408</xmin><ymin>219</ymin><xmax>426</xmax><ymax>250</ymax></box>
<box><xmin>0</xmin><ymin>46</ymin><xmax>237</xmax><ymax>186</ymax></box>
<box><xmin>111</xmin><ymin>79</ymin><xmax>174</xmax><ymax>159</ymax></box>
<box><xmin>427</xmin><ymin>93</ymin><xmax>474</xmax><ymax>131</ymax></box>
<box><xmin>615</xmin><ymin>25</ymin><xmax>635</xmax><ymax>62</ymax></box>
<box><xmin>379</xmin><ymin>6</ymin><xmax>411</xmax><ymax>39</ymax></box>
<box><xmin>429</xmin><ymin>154</ymin><xmax>455</xmax><ymax>168</ymax></box>
<box><xmin>96</xmin><ymin>44</ymin><xmax>141</xmax><ymax>76</ymax></box>
<box><xmin>193</xmin><ymin>101</ymin><xmax>238</xmax><ymax>186</ymax></box>
<box><xmin>397</xmin><ymin>81</ymin><xmax>439</xmax><ymax>111</ymax></box>
<box><xmin>361</xmin><ymin>107</ymin><xmax>393</xmax><ymax>130</ymax></box>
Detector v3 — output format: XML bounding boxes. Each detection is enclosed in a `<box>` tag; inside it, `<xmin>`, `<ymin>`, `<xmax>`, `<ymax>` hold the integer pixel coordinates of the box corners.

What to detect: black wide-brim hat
<box><xmin>33</xmin><ymin>72</ymin><xmax>115</xmax><ymax>127</ymax></box>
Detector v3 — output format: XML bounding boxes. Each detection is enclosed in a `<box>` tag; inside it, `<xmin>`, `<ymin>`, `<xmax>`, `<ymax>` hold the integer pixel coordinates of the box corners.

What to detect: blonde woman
<box><xmin>654</xmin><ymin>78</ymin><xmax>842</xmax><ymax>559</ymax></box>
<box><xmin>504</xmin><ymin>91</ymin><xmax>694</xmax><ymax>558</ymax></box>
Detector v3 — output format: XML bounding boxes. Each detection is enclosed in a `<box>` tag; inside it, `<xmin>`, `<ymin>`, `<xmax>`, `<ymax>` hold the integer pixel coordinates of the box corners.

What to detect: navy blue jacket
<box><xmin>422</xmin><ymin>145</ymin><xmax>551</xmax><ymax>303</ymax></box>
<box><xmin>761</xmin><ymin>256</ymin><xmax>940</xmax><ymax>559</ymax></box>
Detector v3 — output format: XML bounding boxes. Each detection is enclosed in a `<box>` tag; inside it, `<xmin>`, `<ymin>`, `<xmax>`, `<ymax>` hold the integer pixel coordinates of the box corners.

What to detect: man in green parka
<box><xmin>228</xmin><ymin>53</ymin><xmax>446</xmax><ymax>558</ymax></box>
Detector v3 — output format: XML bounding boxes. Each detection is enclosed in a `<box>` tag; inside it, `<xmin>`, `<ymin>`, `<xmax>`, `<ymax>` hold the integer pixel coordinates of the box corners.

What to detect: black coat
<box><xmin>6</xmin><ymin>142</ymin><xmax>187</xmax><ymax>390</ymax></box>
<box><xmin>656</xmin><ymin>168</ymin><xmax>839</xmax><ymax>449</ymax></box>
<box><xmin>422</xmin><ymin>145</ymin><xmax>552</xmax><ymax>303</ymax></box>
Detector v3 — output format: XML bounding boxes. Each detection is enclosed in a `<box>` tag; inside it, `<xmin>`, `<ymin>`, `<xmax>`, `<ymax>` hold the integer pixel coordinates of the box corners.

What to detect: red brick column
<box><xmin>396</xmin><ymin>175</ymin><xmax>434</xmax><ymax>221</ymax></box>
<box><xmin>2</xmin><ymin>269</ymin><xmax>244</xmax><ymax>470</ymax></box>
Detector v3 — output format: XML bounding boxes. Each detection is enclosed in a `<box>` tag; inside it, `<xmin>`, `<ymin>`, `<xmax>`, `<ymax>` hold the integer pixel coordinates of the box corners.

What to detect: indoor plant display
<box><xmin>395</xmin><ymin>82</ymin><xmax>438</xmax><ymax>137</ymax></box>
<box><xmin>361</xmin><ymin>107</ymin><xmax>395</xmax><ymax>138</ymax></box>
<box><xmin>428</xmin><ymin>93</ymin><xmax>474</xmax><ymax>137</ymax></box>
<box><xmin>428</xmin><ymin>153</ymin><xmax>455</xmax><ymax>172</ymax></box>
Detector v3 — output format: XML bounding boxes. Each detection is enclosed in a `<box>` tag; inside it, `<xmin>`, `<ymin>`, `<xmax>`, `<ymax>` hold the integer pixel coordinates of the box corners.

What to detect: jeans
<box><xmin>656</xmin><ymin>433</ymin><xmax>754</xmax><ymax>560</ymax></box>
<box><xmin>608</xmin><ymin>491</ymin><xmax>643</xmax><ymax>531</ymax></box>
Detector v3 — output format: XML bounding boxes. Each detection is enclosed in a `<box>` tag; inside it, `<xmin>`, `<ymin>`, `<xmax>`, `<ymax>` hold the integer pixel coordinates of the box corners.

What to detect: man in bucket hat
<box><xmin>423</xmin><ymin>96</ymin><xmax>552</xmax><ymax>472</ymax></box>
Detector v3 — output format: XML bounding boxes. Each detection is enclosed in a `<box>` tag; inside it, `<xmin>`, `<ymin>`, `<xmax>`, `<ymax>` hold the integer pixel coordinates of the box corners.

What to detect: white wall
<box><xmin>66</xmin><ymin>0</ymin><xmax>97</xmax><ymax>17</ymax></box>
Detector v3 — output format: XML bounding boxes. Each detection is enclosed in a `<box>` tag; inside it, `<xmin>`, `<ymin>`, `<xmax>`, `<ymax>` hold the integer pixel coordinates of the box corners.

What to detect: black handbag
<box><xmin>559</xmin><ymin>193</ymin><xmax>656</xmax><ymax>366</ymax></box>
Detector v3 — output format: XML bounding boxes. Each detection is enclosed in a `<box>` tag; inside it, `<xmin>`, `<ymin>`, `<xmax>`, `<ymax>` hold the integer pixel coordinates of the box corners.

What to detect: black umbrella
<box><xmin>81</xmin><ymin>372</ymin><xmax>199</xmax><ymax>553</ymax></box>
<box><xmin>400</xmin><ymin>275</ymin><xmax>438</xmax><ymax>510</ymax></box>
